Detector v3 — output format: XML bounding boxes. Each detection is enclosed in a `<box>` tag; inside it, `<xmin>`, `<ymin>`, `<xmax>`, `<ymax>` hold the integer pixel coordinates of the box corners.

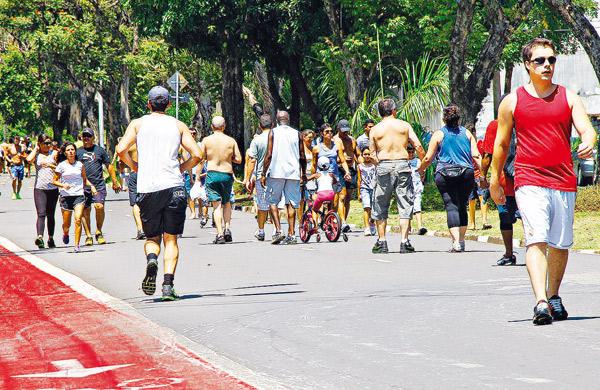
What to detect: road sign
<box><xmin>167</xmin><ymin>72</ymin><xmax>188</xmax><ymax>91</ymax></box>
<box><xmin>170</xmin><ymin>93</ymin><xmax>190</xmax><ymax>104</ymax></box>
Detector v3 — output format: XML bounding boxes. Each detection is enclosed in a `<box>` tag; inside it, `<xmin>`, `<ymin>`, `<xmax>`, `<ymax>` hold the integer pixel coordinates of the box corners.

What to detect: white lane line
<box><xmin>451</xmin><ymin>363</ymin><xmax>484</xmax><ymax>369</ymax></box>
<box><xmin>370</xmin><ymin>258</ymin><xmax>392</xmax><ymax>263</ymax></box>
<box><xmin>514</xmin><ymin>378</ymin><xmax>554</xmax><ymax>384</ymax></box>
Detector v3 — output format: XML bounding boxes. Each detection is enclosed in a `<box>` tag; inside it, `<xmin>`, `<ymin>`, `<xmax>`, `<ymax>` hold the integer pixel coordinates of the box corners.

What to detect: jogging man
<box><xmin>6</xmin><ymin>136</ymin><xmax>27</xmax><ymax>199</ymax></box>
<box><xmin>117</xmin><ymin>86</ymin><xmax>201</xmax><ymax>301</ymax></box>
<box><xmin>491</xmin><ymin>38</ymin><xmax>597</xmax><ymax>325</ymax></box>
<box><xmin>77</xmin><ymin>128</ymin><xmax>120</xmax><ymax>246</ymax></box>
<box><xmin>261</xmin><ymin>111</ymin><xmax>307</xmax><ymax>245</ymax></box>
<box><xmin>370</xmin><ymin>98</ymin><xmax>425</xmax><ymax>254</ymax></box>
<box><xmin>357</xmin><ymin>119</ymin><xmax>375</xmax><ymax>152</ymax></box>
<box><xmin>244</xmin><ymin>114</ymin><xmax>273</xmax><ymax>241</ymax></box>
<box><xmin>334</xmin><ymin>119</ymin><xmax>361</xmax><ymax>232</ymax></box>
<box><xmin>482</xmin><ymin>110</ymin><xmax>519</xmax><ymax>265</ymax></box>
<box><xmin>199</xmin><ymin>116</ymin><xmax>242</xmax><ymax>244</ymax></box>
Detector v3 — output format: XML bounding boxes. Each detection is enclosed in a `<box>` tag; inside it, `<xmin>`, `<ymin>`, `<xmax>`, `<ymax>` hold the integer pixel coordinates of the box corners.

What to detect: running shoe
<box><xmin>282</xmin><ymin>236</ymin><xmax>297</xmax><ymax>245</ymax></box>
<box><xmin>95</xmin><ymin>232</ymin><xmax>106</xmax><ymax>245</ymax></box>
<box><xmin>74</xmin><ymin>245</ymin><xmax>81</xmax><ymax>253</ymax></box>
<box><xmin>418</xmin><ymin>227</ymin><xmax>428</xmax><ymax>236</ymax></box>
<box><xmin>497</xmin><ymin>254</ymin><xmax>516</xmax><ymax>266</ymax></box>
<box><xmin>364</xmin><ymin>228</ymin><xmax>372</xmax><ymax>236</ymax></box>
<box><xmin>142</xmin><ymin>258</ymin><xmax>158</xmax><ymax>295</ymax></box>
<box><xmin>372</xmin><ymin>240</ymin><xmax>388</xmax><ymax>254</ymax></box>
<box><xmin>449</xmin><ymin>241</ymin><xmax>463</xmax><ymax>253</ymax></box>
<box><xmin>342</xmin><ymin>223</ymin><xmax>351</xmax><ymax>233</ymax></box>
<box><xmin>271</xmin><ymin>232</ymin><xmax>285</xmax><ymax>245</ymax></box>
<box><xmin>199</xmin><ymin>217</ymin><xmax>207</xmax><ymax>228</ymax></box>
<box><xmin>223</xmin><ymin>229</ymin><xmax>232</xmax><ymax>243</ymax></box>
<box><xmin>16</xmin><ymin>192</ymin><xmax>22</xmax><ymax>200</ymax></box>
<box><xmin>533</xmin><ymin>300</ymin><xmax>553</xmax><ymax>325</ymax></box>
<box><xmin>399</xmin><ymin>240</ymin><xmax>415</xmax><ymax>253</ymax></box>
<box><xmin>254</xmin><ymin>230</ymin><xmax>265</xmax><ymax>241</ymax></box>
<box><xmin>213</xmin><ymin>235</ymin><xmax>226</xmax><ymax>244</ymax></box>
<box><xmin>35</xmin><ymin>236</ymin><xmax>44</xmax><ymax>249</ymax></box>
<box><xmin>85</xmin><ymin>236</ymin><xmax>93</xmax><ymax>246</ymax></box>
<box><xmin>11</xmin><ymin>193</ymin><xmax>16</xmax><ymax>200</ymax></box>
<box><xmin>62</xmin><ymin>234</ymin><xmax>69</xmax><ymax>245</ymax></box>
<box><xmin>548</xmin><ymin>295</ymin><xmax>568</xmax><ymax>321</ymax></box>
<box><xmin>47</xmin><ymin>238</ymin><xmax>56</xmax><ymax>248</ymax></box>
<box><xmin>459</xmin><ymin>241</ymin><xmax>466</xmax><ymax>252</ymax></box>
<box><xmin>369</xmin><ymin>223</ymin><xmax>376</xmax><ymax>236</ymax></box>
<box><xmin>136</xmin><ymin>230</ymin><xmax>146</xmax><ymax>240</ymax></box>
<box><xmin>161</xmin><ymin>284</ymin><xmax>179</xmax><ymax>301</ymax></box>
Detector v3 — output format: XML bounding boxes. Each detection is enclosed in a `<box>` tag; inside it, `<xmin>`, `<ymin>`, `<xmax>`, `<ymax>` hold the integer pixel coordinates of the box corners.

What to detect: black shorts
<box><xmin>136</xmin><ymin>186</ymin><xmax>186</xmax><ymax>237</ymax></box>
<box><xmin>340</xmin><ymin>167</ymin><xmax>358</xmax><ymax>190</ymax></box>
<box><xmin>60</xmin><ymin>195</ymin><xmax>86</xmax><ymax>211</ymax></box>
<box><xmin>127</xmin><ymin>172</ymin><xmax>138</xmax><ymax>206</ymax></box>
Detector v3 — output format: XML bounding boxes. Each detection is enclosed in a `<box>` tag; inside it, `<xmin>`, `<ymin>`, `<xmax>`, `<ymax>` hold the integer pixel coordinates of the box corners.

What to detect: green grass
<box><xmin>347</xmin><ymin>199</ymin><xmax>600</xmax><ymax>251</ymax></box>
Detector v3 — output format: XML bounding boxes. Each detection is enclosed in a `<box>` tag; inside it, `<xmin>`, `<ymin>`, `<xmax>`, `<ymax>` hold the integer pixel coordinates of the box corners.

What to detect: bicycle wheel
<box><xmin>323</xmin><ymin>211</ymin><xmax>341</xmax><ymax>242</ymax></box>
<box><xmin>299</xmin><ymin>212</ymin><xmax>313</xmax><ymax>243</ymax></box>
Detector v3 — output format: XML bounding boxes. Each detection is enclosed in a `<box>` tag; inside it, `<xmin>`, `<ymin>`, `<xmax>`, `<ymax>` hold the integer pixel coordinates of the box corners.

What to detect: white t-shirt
<box><xmin>316</xmin><ymin>172</ymin><xmax>334</xmax><ymax>192</ymax></box>
<box><xmin>55</xmin><ymin>160</ymin><xmax>84</xmax><ymax>197</ymax></box>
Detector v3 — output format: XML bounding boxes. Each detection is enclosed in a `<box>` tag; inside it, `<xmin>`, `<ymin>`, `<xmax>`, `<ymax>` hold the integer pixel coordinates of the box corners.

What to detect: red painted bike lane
<box><xmin>0</xmin><ymin>245</ymin><xmax>255</xmax><ymax>390</ymax></box>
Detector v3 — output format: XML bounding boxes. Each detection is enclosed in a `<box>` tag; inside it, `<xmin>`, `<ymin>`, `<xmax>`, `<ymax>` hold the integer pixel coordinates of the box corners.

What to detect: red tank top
<box><xmin>513</xmin><ymin>85</ymin><xmax>576</xmax><ymax>192</ymax></box>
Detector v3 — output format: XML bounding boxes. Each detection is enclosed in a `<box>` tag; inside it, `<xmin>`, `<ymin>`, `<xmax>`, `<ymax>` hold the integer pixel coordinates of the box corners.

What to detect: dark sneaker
<box><xmin>548</xmin><ymin>295</ymin><xmax>568</xmax><ymax>321</ymax></box>
<box><xmin>399</xmin><ymin>240</ymin><xmax>415</xmax><ymax>253</ymax></box>
<box><xmin>372</xmin><ymin>240</ymin><xmax>389</xmax><ymax>254</ymax></box>
<box><xmin>142</xmin><ymin>258</ymin><xmax>158</xmax><ymax>296</ymax></box>
<box><xmin>254</xmin><ymin>230</ymin><xmax>265</xmax><ymax>241</ymax></box>
<box><xmin>85</xmin><ymin>236</ymin><xmax>93</xmax><ymax>246</ymax></box>
<box><xmin>35</xmin><ymin>236</ymin><xmax>44</xmax><ymax>249</ymax></box>
<box><xmin>95</xmin><ymin>232</ymin><xmax>106</xmax><ymax>245</ymax></box>
<box><xmin>224</xmin><ymin>229</ymin><xmax>232</xmax><ymax>242</ymax></box>
<box><xmin>282</xmin><ymin>236</ymin><xmax>297</xmax><ymax>245</ymax></box>
<box><xmin>497</xmin><ymin>254</ymin><xmax>516</xmax><ymax>266</ymax></box>
<box><xmin>482</xmin><ymin>224</ymin><xmax>492</xmax><ymax>230</ymax></box>
<box><xmin>47</xmin><ymin>238</ymin><xmax>56</xmax><ymax>248</ymax></box>
<box><xmin>213</xmin><ymin>235</ymin><xmax>226</xmax><ymax>244</ymax></box>
<box><xmin>271</xmin><ymin>232</ymin><xmax>285</xmax><ymax>245</ymax></box>
<box><xmin>62</xmin><ymin>234</ymin><xmax>69</xmax><ymax>245</ymax></box>
<box><xmin>418</xmin><ymin>227</ymin><xmax>428</xmax><ymax>235</ymax></box>
<box><xmin>161</xmin><ymin>284</ymin><xmax>179</xmax><ymax>301</ymax></box>
<box><xmin>533</xmin><ymin>300</ymin><xmax>553</xmax><ymax>325</ymax></box>
<box><xmin>342</xmin><ymin>224</ymin><xmax>351</xmax><ymax>233</ymax></box>
<box><xmin>200</xmin><ymin>217</ymin><xmax>207</xmax><ymax>228</ymax></box>
<box><xmin>136</xmin><ymin>230</ymin><xmax>146</xmax><ymax>240</ymax></box>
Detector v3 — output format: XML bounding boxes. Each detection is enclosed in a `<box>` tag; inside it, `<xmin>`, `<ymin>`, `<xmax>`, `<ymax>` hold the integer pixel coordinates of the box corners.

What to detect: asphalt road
<box><xmin>2</xmin><ymin>176</ymin><xmax>600</xmax><ymax>389</ymax></box>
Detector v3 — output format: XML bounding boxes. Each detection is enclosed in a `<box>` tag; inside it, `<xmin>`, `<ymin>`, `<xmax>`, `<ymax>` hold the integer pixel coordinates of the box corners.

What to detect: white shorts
<box><xmin>515</xmin><ymin>185</ymin><xmax>576</xmax><ymax>249</ymax></box>
<box><xmin>255</xmin><ymin>178</ymin><xmax>269</xmax><ymax>211</ymax></box>
<box><xmin>413</xmin><ymin>190</ymin><xmax>423</xmax><ymax>214</ymax></box>
<box><xmin>266</xmin><ymin>178</ymin><xmax>301</xmax><ymax>209</ymax></box>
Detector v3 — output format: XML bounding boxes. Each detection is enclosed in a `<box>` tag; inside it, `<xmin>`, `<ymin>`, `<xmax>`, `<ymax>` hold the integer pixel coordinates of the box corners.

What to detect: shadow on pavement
<box><xmin>509</xmin><ymin>316</ymin><xmax>600</xmax><ymax>323</ymax></box>
<box><xmin>139</xmin><ymin>290</ymin><xmax>306</xmax><ymax>303</ymax></box>
<box><xmin>232</xmin><ymin>283</ymin><xmax>299</xmax><ymax>290</ymax></box>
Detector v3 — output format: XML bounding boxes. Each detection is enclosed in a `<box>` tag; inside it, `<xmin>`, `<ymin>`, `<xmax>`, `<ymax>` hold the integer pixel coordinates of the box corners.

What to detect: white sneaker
<box><xmin>364</xmin><ymin>228</ymin><xmax>372</xmax><ymax>236</ymax></box>
<box><xmin>369</xmin><ymin>223</ymin><xmax>376</xmax><ymax>236</ymax></box>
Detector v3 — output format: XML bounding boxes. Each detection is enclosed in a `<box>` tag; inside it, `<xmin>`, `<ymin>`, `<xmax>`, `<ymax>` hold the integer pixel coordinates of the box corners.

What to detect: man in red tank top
<box><xmin>490</xmin><ymin>38</ymin><xmax>597</xmax><ymax>326</ymax></box>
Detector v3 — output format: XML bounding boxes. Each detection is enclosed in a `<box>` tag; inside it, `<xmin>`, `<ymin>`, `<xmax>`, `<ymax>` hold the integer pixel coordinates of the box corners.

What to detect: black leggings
<box><xmin>34</xmin><ymin>188</ymin><xmax>59</xmax><ymax>237</ymax></box>
<box><xmin>435</xmin><ymin>169</ymin><xmax>475</xmax><ymax>229</ymax></box>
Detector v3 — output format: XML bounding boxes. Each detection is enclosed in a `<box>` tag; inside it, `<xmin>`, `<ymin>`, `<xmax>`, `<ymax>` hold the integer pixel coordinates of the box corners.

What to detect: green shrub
<box><xmin>576</xmin><ymin>185</ymin><xmax>600</xmax><ymax>212</ymax></box>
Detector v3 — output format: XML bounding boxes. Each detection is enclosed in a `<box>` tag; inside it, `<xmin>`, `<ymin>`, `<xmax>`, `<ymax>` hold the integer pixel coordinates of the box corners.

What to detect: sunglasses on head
<box><xmin>531</xmin><ymin>56</ymin><xmax>556</xmax><ymax>65</ymax></box>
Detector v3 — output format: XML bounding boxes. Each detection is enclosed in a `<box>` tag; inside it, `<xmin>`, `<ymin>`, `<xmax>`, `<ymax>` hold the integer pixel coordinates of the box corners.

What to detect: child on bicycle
<box><xmin>357</xmin><ymin>148</ymin><xmax>377</xmax><ymax>236</ymax></box>
<box><xmin>307</xmin><ymin>157</ymin><xmax>338</xmax><ymax>225</ymax></box>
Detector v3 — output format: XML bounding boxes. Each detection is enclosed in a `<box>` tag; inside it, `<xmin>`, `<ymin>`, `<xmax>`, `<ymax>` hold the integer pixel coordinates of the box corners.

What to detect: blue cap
<box><xmin>148</xmin><ymin>86</ymin><xmax>170</xmax><ymax>104</ymax></box>
<box><xmin>337</xmin><ymin>119</ymin><xmax>351</xmax><ymax>132</ymax></box>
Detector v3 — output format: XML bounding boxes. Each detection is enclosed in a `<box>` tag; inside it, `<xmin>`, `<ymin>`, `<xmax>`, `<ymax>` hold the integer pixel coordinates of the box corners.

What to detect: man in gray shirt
<box><xmin>244</xmin><ymin>114</ymin><xmax>272</xmax><ymax>241</ymax></box>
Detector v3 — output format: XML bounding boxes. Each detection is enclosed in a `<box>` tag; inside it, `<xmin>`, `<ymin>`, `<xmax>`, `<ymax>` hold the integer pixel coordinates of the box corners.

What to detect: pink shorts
<box><xmin>313</xmin><ymin>190</ymin><xmax>335</xmax><ymax>211</ymax></box>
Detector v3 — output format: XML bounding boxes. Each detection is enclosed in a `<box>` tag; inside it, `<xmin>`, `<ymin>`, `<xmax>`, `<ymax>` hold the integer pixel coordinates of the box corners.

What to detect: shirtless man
<box><xmin>6</xmin><ymin>136</ymin><xmax>28</xmax><ymax>199</ymax></box>
<box><xmin>370</xmin><ymin>98</ymin><xmax>425</xmax><ymax>254</ymax></box>
<box><xmin>198</xmin><ymin>116</ymin><xmax>242</xmax><ymax>244</ymax></box>
<box><xmin>333</xmin><ymin>119</ymin><xmax>361</xmax><ymax>231</ymax></box>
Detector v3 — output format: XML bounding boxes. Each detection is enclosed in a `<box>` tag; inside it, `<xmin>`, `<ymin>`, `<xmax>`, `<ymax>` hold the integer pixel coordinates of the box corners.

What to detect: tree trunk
<box><xmin>254</xmin><ymin>61</ymin><xmax>276</xmax><ymax>117</ymax></box>
<box><xmin>545</xmin><ymin>0</ymin><xmax>600</xmax><ymax>83</ymax></box>
<box><xmin>265</xmin><ymin>57</ymin><xmax>286</xmax><ymax>114</ymax></box>
<box><xmin>288</xmin><ymin>55</ymin><xmax>324</xmax><ymax>126</ymax></box>
<box><xmin>289</xmin><ymin>73</ymin><xmax>301</xmax><ymax>128</ymax></box>
<box><xmin>190</xmin><ymin>94</ymin><xmax>213</xmax><ymax>139</ymax></box>
<box><xmin>493</xmin><ymin>70</ymin><xmax>501</xmax><ymax>118</ymax></box>
<box><xmin>504</xmin><ymin>63</ymin><xmax>514</xmax><ymax>94</ymax></box>
<box><xmin>449</xmin><ymin>0</ymin><xmax>533</xmax><ymax>129</ymax></box>
<box><xmin>119</xmin><ymin>65</ymin><xmax>131</xmax><ymax>128</ymax></box>
<box><xmin>68</xmin><ymin>88</ymin><xmax>82</xmax><ymax>137</ymax></box>
<box><xmin>323</xmin><ymin>0</ymin><xmax>367</xmax><ymax>113</ymax></box>
<box><xmin>220</xmin><ymin>41</ymin><xmax>245</xmax><ymax>157</ymax></box>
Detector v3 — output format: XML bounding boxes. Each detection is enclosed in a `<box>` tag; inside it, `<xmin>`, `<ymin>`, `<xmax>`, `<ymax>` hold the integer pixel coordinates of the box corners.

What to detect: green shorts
<box><xmin>205</xmin><ymin>171</ymin><xmax>234</xmax><ymax>203</ymax></box>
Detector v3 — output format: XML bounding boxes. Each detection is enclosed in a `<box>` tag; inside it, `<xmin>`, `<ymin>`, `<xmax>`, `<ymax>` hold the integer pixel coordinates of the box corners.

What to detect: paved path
<box><xmin>1</xmin><ymin>177</ymin><xmax>600</xmax><ymax>389</ymax></box>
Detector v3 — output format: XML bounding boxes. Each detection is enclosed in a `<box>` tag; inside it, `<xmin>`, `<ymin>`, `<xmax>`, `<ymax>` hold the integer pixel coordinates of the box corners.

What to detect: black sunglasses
<box><xmin>43</xmin><ymin>141</ymin><xmax>52</xmax><ymax>145</ymax></box>
<box><xmin>531</xmin><ymin>56</ymin><xmax>557</xmax><ymax>65</ymax></box>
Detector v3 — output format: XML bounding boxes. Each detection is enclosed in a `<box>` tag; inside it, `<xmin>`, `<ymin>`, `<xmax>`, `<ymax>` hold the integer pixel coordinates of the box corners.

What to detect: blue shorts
<box><xmin>266</xmin><ymin>178</ymin><xmax>301</xmax><ymax>209</ymax></box>
<box><xmin>10</xmin><ymin>165</ymin><xmax>24</xmax><ymax>180</ymax></box>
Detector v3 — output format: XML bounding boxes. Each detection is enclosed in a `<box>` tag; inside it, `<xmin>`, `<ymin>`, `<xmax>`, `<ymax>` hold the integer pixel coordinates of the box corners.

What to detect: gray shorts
<box><xmin>372</xmin><ymin>160</ymin><xmax>414</xmax><ymax>220</ymax></box>
<box><xmin>266</xmin><ymin>178</ymin><xmax>301</xmax><ymax>209</ymax></box>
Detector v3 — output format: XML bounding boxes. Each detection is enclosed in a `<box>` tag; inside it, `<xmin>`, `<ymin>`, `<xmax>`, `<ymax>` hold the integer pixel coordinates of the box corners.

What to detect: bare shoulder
<box><xmin>499</xmin><ymin>91</ymin><xmax>518</xmax><ymax>114</ymax></box>
<box><xmin>176</xmin><ymin>119</ymin><xmax>190</xmax><ymax>133</ymax></box>
<box><xmin>564</xmin><ymin>87</ymin><xmax>581</xmax><ymax>108</ymax></box>
<box><xmin>128</xmin><ymin>117</ymin><xmax>143</xmax><ymax>130</ymax></box>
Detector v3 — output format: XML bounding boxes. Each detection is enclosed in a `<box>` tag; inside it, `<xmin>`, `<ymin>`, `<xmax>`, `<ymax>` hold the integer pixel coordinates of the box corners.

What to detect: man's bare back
<box><xmin>201</xmin><ymin>132</ymin><xmax>241</xmax><ymax>173</ymax></box>
<box><xmin>8</xmin><ymin>143</ymin><xmax>25</xmax><ymax>165</ymax></box>
<box><xmin>370</xmin><ymin>117</ymin><xmax>414</xmax><ymax>161</ymax></box>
